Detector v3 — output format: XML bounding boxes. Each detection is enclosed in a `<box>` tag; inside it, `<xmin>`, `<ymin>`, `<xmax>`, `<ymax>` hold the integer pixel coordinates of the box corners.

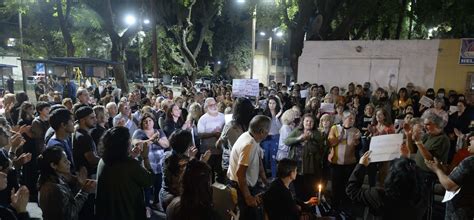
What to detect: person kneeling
<box><xmin>263</xmin><ymin>159</ymin><xmax>318</xmax><ymax>220</ymax></box>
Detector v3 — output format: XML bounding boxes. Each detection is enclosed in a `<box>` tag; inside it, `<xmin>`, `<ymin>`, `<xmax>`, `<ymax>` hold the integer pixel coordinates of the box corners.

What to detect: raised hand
<box><xmin>17</xmin><ymin>153</ymin><xmax>32</xmax><ymax>165</ymax></box>
<box><xmin>11</xmin><ymin>186</ymin><xmax>29</xmax><ymax>213</ymax></box>
<box><xmin>359</xmin><ymin>151</ymin><xmax>371</xmax><ymax>167</ymax></box>
<box><xmin>186</xmin><ymin>146</ymin><xmax>198</xmax><ymax>159</ymax></box>
<box><xmin>81</xmin><ymin>179</ymin><xmax>97</xmax><ymax>193</ymax></box>
<box><xmin>200</xmin><ymin>150</ymin><xmax>211</xmax><ymax>163</ymax></box>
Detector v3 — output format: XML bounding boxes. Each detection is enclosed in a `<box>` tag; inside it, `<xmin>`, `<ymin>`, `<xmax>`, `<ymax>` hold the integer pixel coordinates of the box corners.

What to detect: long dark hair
<box><xmin>167</xmin><ymin>129</ymin><xmax>193</xmax><ymax>175</ymax></box>
<box><xmin>178</xmin><ymin>159</ymin><xmax>214</xmax><ymax>220</ymax></box>
<box><xmin>384</xmin><ymin>157</ymin><xmax>426</xmax><ymax>201</ymax></box>
<box><xmin>264</xmin><ymin>95</ymin><xmax>281</xmax><ymax>118</ymax></box>
<box><xmin>100</xmin><ymin>126</ymin><xmax>131</xmax><ymax>165</ymax></box>
<box><xmin>165</xmin><ymin>104</ymin><xmax>183</xmax><ymax>125</ymax></box>
<box><xmin>232</xmin><ymin>97</ymin><xmax>255</xmax><ymax>131</ymax></box>
<box><xmin>38</xmin><ymin>146</ymin><xmax>64</xmax><ymax>186</ymax></box>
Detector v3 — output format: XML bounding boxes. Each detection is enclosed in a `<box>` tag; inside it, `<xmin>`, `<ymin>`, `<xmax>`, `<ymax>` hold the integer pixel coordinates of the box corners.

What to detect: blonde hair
<box><xmin>3</xmin><ymin>94</ymin><xmax>15</xmax><ymax>106</ymax></box>
<box><xmin>187</xmin><ymin>102</ymin><xmax>203</xmax><ymax>121</ymax></box>
<box><xmin>281</xmin><ymin>109</ymin><xmax>297</xmax><ymax>125</ymax></box>
<box><xmin>319</xmin><ymin>113</ymin><xmax>334</xmax><ymax>129</ymax></box>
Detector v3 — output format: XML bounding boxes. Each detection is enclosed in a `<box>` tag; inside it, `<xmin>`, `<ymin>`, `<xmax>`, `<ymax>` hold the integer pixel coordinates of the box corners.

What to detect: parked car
<box><xmin>171</xmin><ymin>76</ymin><xmax>185</xmax><ymax>85</ymax></box>
<box><xmin>26</xmin><ymin>74</ymin><xmax>45</xmax><ymax>84</ymax></box>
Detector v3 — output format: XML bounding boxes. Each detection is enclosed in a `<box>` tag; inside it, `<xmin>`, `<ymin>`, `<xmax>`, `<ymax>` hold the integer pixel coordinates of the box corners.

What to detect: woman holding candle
<box><xmin>285</xmin><ymin>113</ymin><xmax>325</xmax><ymax>200</ymax></box>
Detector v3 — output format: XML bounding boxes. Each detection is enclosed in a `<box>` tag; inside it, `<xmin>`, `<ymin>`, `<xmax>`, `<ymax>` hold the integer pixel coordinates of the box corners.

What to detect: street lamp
<box><xmin>259</xmin><ymin>31</ymin><xmax>266</xmax><ymax>36</ymax></box>
<box><xmin>217</xmin><ymin>61</ymin><xmax>222</xmax><ymax>65</ymax></box>
<box><xmin>124</xmin><ymin>14</ymin><xmax>136</xmax><ymax>26</ymax></box>
<box><xmin>123</xmin><ymin>14</ymin><xmax>150</xmax><ymax>81</ymax></box>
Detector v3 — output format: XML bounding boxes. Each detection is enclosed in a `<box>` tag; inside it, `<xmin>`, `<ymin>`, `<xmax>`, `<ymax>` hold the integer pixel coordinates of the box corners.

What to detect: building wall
<box><xmin>298</xmin><ymin>40</ymin><xmax>440</xmax><ymax>91</ymax></box>
<box><xmin>434</xmin><ymin>39</ymin><xmax>474</xmax><ymax>93</ymax></box>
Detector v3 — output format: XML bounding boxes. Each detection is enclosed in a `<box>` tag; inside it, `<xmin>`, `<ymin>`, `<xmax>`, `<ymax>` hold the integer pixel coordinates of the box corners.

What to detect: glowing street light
<box><xmin>217</xmin><ymin>61</ymin><xmax>222</xmax><ymax>65</ymax></box>
<box><xmin>237</xmin><ymin>0</ymin><xmax>245</xmax><ymax>3</ymax></box>
<box><xmin>276</xmin><ymin>31</ymin><xmax>284</xmax><ymax>37</ymax></box>
<box><xmin>124</xmin><ymin>15</ymin><xmax>136</xmax><ymax>26</ymax></box>
<box><xmin>143</xmin><ymin>19</ymin><xmax>150</xmax><ymax>24</ymax></box>
<box><xmin>259</xmin><ymin>31</ymin><xmax>266</xmax><ymax>36</ymax></box>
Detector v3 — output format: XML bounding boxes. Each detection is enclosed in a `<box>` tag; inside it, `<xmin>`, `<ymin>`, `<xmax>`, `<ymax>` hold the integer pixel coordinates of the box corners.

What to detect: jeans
<box><xmin>145</xmin><ymin>173</ymin><xmax>162</xmax><ymax>206</ymax></box>
<box><xmin>261</xmin><ymin>134</ymin><xmax>279</xmax><ymax>178</ymax></box>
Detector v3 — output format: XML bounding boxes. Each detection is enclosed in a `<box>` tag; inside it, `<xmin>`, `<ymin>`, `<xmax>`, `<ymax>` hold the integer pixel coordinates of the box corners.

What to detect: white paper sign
<box><xmin>232</xmin><ymin>79</ymin><xmax>259</xmax><ymax>97</ymax></box>
<box><xmin>394</xmin><ymin>119</ymin><xmax>403</xmax><ymax>129</ymax></box>
<box><xmin>449</xmin><ymin>106</ymin><xmax>458</xmax><ymax>115</ymax></box>
<box><xmin>369</xmin><ymin>133</ymin><xmax>404</xmax><ymax>162</ymax></box>
<box><xmin>442</xmin><ymin>188</ymin><xmax>461</xmax><ymax>203</ymax></box>
<box><xmin>419</xmin><ymin>95</ymin><xmax>434</xmax><ymax>108</ymax></box>
<box><xmin>225</xmin><ymin>114</ymin><xmax>232</xmax><ymax>124</ymax></box>
<box><xmin>300</xmin><ymin>89</ymin><xmax>309</xmax><ymax>98</ymax></box>
<box><xmin>320</xmin><ymin>103</ymin><xmax>335</xmax><ymax>113</ymax></box>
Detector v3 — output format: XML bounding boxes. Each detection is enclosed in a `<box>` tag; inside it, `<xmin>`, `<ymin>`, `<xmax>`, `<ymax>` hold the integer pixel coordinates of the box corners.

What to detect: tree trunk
<box><xmin>395</xmin><ymin>0</ymin><xmax>407</xmax><ymax>39</ymax></box>
<box><xmin>150</xmin><ymin>0</ymin><xmax>159</xmax><ymax>82</ymax></box>
<box><xmin>110</xmin><ymin>37</ymin><xmax>129</xmax><ymax>93</ymax></box>
<box><xmin>56</xmin><ymin>0</ymin><xmax>75</xmax><ymax>57</ymax></box>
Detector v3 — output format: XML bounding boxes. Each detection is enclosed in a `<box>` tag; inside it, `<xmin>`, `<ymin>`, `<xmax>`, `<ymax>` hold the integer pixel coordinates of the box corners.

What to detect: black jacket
<box><xmin>346</xmin><ymin>164</ymin><xmax>429</xmax><ymax>220</ymax></box>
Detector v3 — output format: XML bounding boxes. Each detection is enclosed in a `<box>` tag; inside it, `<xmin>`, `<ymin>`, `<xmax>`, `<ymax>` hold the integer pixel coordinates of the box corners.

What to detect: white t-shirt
<box><xmin>227</xmin><ymin>132</ymin><xmax>260</xmax><ymax>187</ymax></box>
<box><xmin>197</xmin><ymin>112</ymin><xmax>225</xmax><ymax>154</ymax></box>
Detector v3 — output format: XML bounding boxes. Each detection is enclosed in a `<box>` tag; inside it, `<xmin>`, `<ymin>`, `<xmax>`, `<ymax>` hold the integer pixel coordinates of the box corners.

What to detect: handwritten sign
<box><xmin>419</xmin><ymin>95</ymin><xmax>434</xmax><ymax>108</ymax></box>
<box><xmin>232</xmin><ymin>79</ymin><xmax>259</xmax><ymax>97</ymax></box>
<box><xmin>320</xmin><ymin>103</ymin><xmax>335</xmax><ymax>113</ymax></box>
<box><xmin>369</xmin><ymin>133</ymin><xmax>404</xmax><ymax>162</ymax></box>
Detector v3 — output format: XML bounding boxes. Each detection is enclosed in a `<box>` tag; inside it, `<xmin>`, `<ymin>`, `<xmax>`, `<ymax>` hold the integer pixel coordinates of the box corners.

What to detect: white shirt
<box><xmin>197</xmin><ymin>112</ymin><xmax>225</xmax><ymax>154</ymax></box>
<box><xmin>227</xmin><ymin>132</ymin><xmax>260</xmax><ymax>187</ymax></box>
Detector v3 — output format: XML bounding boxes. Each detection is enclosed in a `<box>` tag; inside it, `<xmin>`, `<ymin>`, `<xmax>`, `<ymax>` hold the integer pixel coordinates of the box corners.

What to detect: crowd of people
<box><xmin>0</xmin><ymin>76</ymin><xmax>472</xmax><ymax>220</ymax></box>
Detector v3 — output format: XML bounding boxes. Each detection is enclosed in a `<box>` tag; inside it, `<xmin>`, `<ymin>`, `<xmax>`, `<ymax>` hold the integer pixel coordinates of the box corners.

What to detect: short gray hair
<box><xmin>421</xmin><ymin>111</ymin><xmax>446</xmax><ymax>129</ymax></box>
<box><xmin>203</xmin><ymin>97</ymin><xmax>216</xmax><ymax>110</ymax></box>
<box><xmin>105</xmin><ymin>102</ymin><xmax>117</xmax><ymax>110</ymax></box>
<box><xmin>342</xmin><ymin>110</ymin><xmax>355</xmax><ymax>119</ymax></box>
<box><xmin>249</xmin><ymin>115</ymin><xmax>271</xmax><ymax>134</ymax></box>
<box><xmin>76</xmin><ymin>87</ymin><xmax>88</xmax><ymax>99</ymax></box>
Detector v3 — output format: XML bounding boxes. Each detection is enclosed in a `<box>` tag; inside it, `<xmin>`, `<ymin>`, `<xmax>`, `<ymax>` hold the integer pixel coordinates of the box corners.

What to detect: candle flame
<box><xmin>318</xmin><ymin>184</ymin><xmax>322</xmax><ymax>190</ymax></box>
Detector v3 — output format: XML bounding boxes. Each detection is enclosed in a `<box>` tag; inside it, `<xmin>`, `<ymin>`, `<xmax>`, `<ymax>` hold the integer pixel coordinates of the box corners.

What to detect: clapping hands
<box><xmin>11</xmin><ymin>186</ymin><xmax>29</xmax><ymax>213</ymax></box>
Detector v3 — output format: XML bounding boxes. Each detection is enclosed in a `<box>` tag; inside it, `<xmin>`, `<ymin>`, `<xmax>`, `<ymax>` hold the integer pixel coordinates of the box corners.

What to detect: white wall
<box><xmin>0</xmin><ymin>56</ymin><xmax>22</xmax><ymax>80</ymax></box>
<box><xmin>298</xmin><ymin>40</ymin><xmax>440</xmax><ymax>91</ymax></box>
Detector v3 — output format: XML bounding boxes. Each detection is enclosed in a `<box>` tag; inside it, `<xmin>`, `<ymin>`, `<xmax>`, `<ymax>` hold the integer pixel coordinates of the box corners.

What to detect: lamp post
<box><xmin>19</xmin><ymin>0</ymin><xmax>27</xmax><ymax>92</ymax></box>
<box><xmin>237</xmin><ymin>0</ymin><xmax>257</xmax><ymax>79</ymax></box>
<box><xmin>124</xmin><ymin>14</ymin><xmax>149</xmax><ymax>81</ymax></box>
<box><xmin>265</xmin><ymin>29</ymin><xmax>283</xmax><ymax>84</ymax></box>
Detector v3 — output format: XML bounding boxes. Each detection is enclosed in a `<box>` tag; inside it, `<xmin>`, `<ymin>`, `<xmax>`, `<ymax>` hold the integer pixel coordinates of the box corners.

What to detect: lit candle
<box><xmin>318</xmin><ymin>184</ymin><xmax>322</xmax><ymax>204</ymax></box>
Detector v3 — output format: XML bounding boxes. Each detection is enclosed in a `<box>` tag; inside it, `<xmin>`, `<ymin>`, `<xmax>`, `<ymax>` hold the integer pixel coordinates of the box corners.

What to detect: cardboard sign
<box><xmin>232</xmin><ymin>79</ymin><xmax>259</xmax><ymax>97</ymax></box>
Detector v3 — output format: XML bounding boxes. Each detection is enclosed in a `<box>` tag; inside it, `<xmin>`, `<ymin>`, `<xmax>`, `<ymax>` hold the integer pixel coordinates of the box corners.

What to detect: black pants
<box><xmin>330</xmin><ymin>163</ymin><xmax>356</xmax><ymax>208</ymax></box>
<box><xmin>208</xmin><ymin>154</ymin><xmax>226</xmax><ymax>184</ymax></box>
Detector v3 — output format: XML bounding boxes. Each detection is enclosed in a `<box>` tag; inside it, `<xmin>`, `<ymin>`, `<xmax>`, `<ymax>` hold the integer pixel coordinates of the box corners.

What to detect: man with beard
<box><xmin>73</xmin><ymin>106</ymin><xmax>100</xmax><ymax>220</ymax></box>
<box><xmin>198</xmin><ymin>97</ymin><xmax>225</xmax><ymax>183</ymax></box>
<box><xmin>73</xmin><ymin>106</ymin><xmax>99</xmax><ymax>176</ymax></box>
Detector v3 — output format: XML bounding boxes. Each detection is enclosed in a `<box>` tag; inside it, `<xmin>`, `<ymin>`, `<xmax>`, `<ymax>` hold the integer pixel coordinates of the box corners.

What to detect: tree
<box><xmin>211</xmin><ymin>1</ymin><xmax>252</xmax><ymax>78</ymax></box>
<box><xmin>83</xmin><ymin>0</ymin><xmax>145</xmax><ymax>93</ymax></box>
<box><xmin>154</xmin><ymin>0</ymin><xmax>223</xmax><ymax>81</ymax></box>
<box><xmin>55</xmin><ymin>0</ymin><xmax>75</xmax><ymax>56</ymax></box>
